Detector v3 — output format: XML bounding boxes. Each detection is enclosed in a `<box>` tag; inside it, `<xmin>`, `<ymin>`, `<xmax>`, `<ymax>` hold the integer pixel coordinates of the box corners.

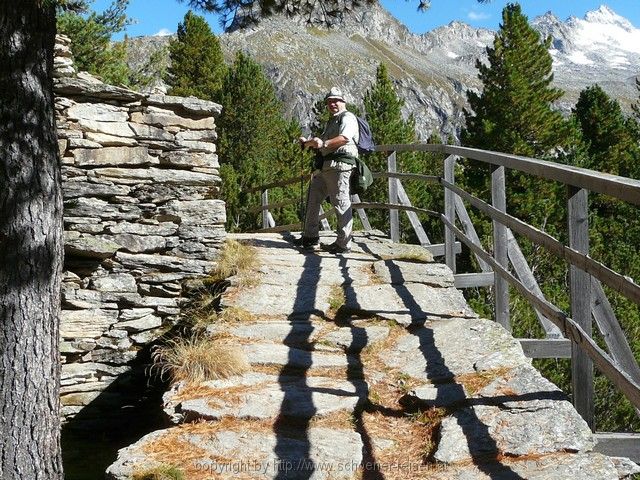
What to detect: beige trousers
<box><xmin>303</xmin><ymin>165</ymin><xmax>354</xmax><ymax>249</ymax></box>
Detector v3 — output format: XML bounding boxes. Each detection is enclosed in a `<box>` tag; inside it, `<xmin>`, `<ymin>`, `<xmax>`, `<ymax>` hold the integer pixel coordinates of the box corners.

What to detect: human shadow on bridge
<box><xmin>272</xmin><ymin>248</ymin><xmax>320</xmax><ymax>480</ymax></box>
<box><xmin>273</xmin><ymin>246</ymin><xmax>372</xmax><ymax>479</ymax></box>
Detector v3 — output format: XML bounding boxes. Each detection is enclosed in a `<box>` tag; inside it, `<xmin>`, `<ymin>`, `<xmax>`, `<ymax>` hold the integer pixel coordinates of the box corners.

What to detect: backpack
<box><xmin>351</xmin><ymin>115</ymin><xmax>375</xmax><ymax>193</ymax></box>
<box><xmin>355</xmin><ymin>115</ymin><xmax>376</xmax><ymax>155</ymax></box>
<box><xmin>350</xmin><ymin>157</ymin><xmax>374</xmax><ymax>195</ymax></box>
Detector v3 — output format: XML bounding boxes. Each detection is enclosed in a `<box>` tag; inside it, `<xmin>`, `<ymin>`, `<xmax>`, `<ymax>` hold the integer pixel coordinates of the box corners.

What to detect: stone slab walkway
<box><xmin>107</xmin><ymin>232</ymin><xmax>637</xmax><ymax>480</ymax></box>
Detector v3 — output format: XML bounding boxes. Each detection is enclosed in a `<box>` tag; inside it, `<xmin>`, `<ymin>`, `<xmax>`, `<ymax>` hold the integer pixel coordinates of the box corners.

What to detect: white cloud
<box><xmin>468</xmin><ymin>11</ymin><xmax>490</xmax><ymax>21</ymax></box>
<box><xmin>153</xmin><ymin>28</ymin><xmax>173</xmax><ymax>37</ymax></box>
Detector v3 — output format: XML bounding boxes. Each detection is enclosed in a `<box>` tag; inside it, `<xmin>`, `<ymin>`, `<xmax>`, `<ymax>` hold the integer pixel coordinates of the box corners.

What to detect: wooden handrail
<box><xmin>441</xmin><ymin>178</ymin><xmax>640</xmax><ymax>306</ymax></box>
<box><xmin>374</xmin><ymin>143</ymin><xmax>640</xmax><ymax>205</ymax></box>
<box><xmin>243</xmin><ymin>173</ymin><xmax>310</xmax><ymax>194</ymax></box>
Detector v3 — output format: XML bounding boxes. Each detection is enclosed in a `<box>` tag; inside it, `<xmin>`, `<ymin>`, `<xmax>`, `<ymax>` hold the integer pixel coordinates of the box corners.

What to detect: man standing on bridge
<box><xmin>293</xmin><ymin>87</ymin><xmax>359</xmax><ymax>254</ymax></box>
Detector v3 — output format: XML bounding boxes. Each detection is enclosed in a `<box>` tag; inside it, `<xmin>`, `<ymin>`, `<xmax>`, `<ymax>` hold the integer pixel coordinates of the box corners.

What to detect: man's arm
<box><xmin>299</xmin><ymin>135</ymin><xmax>348</xmax><ymax>150</ymax></box>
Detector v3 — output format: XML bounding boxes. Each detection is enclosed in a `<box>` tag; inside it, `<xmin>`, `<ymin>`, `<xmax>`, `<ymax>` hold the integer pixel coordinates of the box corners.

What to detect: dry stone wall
<box><xmin>54</xmin><ymin>35</ymin><xmax>226</xmax><ymax>422</ymax></box>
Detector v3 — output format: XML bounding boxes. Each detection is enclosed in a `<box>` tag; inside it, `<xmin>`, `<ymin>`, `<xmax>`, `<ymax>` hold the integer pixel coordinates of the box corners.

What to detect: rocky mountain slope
<box><xmin>124</xmin><ymin>3</ymin><xmax>639</xmax><ymax>140</ymax></box>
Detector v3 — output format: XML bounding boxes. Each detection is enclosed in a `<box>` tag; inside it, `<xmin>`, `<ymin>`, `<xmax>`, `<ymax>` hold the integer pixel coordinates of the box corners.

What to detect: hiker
<box><xmin>294</xmin><ymin>87</ymin><xmax>359</xmax><ymax>254</ymax></box>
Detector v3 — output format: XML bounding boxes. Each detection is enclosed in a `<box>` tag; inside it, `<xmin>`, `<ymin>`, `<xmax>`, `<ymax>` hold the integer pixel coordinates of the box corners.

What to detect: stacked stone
<box><xmin>52</xmin><ymin>35</ymin><xmax>226</xmax><ymax>421</ymax></box>
<box><xmin>53</xmin><ymin>34</ymin><xmax>76</xmax><ymax>78</ymax></box>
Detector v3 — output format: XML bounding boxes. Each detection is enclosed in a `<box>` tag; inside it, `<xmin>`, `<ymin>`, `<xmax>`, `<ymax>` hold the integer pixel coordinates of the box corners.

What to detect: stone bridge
<box><xmin>107</xmin><ymin>232</ymin><xmax>637</xmax><ymax>479</ymax></box>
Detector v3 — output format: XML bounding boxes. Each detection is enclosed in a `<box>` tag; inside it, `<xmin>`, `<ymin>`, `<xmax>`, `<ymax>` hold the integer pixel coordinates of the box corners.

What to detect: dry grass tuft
<box><xmin>215</xmin><ymin>306</ymin><xmax>256</xmax><ymax>323</ymax></box>
<box><xmin>358</xmin><ymin>409</ymin><xmax>451</xmax><ymax>479</ymax></box>
<box><xmin>309</xmin><ymin>409</ymin><xmax>355</xmax><ymax>430</ymax></box>
<box><xmin>152</xmin><ymin>335</ymin><xmax>250</xmax><ymax>385</ymax></box>
<box><xmin>188</xmin><ymin>305</ymin><xmax>256</xmax><ymax>332</ymax></box>
<box><xmin>327</xmin><ymin>284</ymin><xmax>346</xmax><ymax>314</ymax></box>
<box><xmin>209</xmin><ymin>239</ymin><xmax>259</xmax><ymax>285</ymax></box>
<box><xmin>132</xmin><ymin>465</ymin><xmax>185</xmax><ymax>480</ymax></box>
<box><xmin>456</xmin><ymin>367</ymin><xmax>511</xmax><ymax>396</ymax></box>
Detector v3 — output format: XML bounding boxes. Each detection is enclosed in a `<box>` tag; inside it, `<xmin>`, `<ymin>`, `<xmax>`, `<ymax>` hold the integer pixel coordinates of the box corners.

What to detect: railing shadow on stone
<box><xmin>247</xmin><ymin>142</ymin><xmax>640</xmax><ymax>460</ymax></box>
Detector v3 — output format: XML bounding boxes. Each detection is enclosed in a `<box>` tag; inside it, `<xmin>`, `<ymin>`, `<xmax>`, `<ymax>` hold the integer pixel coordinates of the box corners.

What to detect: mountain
<box><xmin>124</xmin><ymin>3</ymin><xmax>639</xmax><ymax>141</ymax></box>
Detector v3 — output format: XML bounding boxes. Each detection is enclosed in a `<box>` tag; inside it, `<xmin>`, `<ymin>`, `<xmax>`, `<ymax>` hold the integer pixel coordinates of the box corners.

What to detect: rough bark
<box><xmin>0</xmin><ymin>2</ymin><xmax>64</xmax><ymax>479</ymax></box>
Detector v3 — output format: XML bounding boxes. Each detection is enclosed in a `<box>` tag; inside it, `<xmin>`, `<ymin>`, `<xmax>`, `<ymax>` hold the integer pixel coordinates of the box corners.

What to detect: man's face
<box><xmin>326</xmin><ymin>98</ymin><xmax>345</xmax><ymax>114</ymax></box>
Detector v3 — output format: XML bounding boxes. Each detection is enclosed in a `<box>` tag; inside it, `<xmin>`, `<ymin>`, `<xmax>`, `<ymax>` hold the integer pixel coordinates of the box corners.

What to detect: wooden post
<box><xmin>444</xmin><ymin>155</ymin><xmax>456</xmax><ymax>273</ymax></box>
<box><xmin>351</xmin><ymin>193</ymin><xmax>373</xmax><ymax>231</ymax></box>
<box><xmin>491</xmin><ymin>165</ymin><xmax>510</xmax><ymax>332</ymax></box>
<box><xmin>388</xmin><ymin>152</ymin><xmax>400</xmax><ymax>243</ymax></box>
<box><xmin>261</xmin><ymin>189</ymin><xmax>270</xmax><ymax>229</ymax></box>
<box><xmin>568</xmin><ymin>186</ymin><xmax>594</xmax><ymax>430</ymax></box>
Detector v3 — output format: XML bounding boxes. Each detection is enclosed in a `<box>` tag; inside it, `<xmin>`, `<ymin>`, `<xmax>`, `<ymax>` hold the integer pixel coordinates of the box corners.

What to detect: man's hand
<box><xmin>299</xmin><ymin>136</ymin><xmax>324</xmax><ymax>149</ymax></box>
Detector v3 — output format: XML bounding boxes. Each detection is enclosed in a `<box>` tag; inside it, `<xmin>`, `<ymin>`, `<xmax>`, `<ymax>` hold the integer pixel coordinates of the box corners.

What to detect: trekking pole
<box><xmin>299</xmin><ymin>144</ymin><xmax>305</xmax><ymax>224</ymax></box>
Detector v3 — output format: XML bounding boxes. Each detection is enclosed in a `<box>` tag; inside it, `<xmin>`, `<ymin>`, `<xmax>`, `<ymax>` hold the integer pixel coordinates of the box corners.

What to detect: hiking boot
<box><xmin>291</xmin><ymin>236</ymin><xmax>319</xmax><ymax>249</ymax></box>
<box><xmin>321</xmin><ymin>242</ymin><xmax>351</xmax><ymax>254</ymax></box>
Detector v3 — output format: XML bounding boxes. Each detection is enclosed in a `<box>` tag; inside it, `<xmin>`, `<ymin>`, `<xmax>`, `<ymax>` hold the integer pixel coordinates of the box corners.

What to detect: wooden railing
<box><xmin>244</xmin><ymin>143</ymin><xmax>640</xmax><ymax>459</ymax></box>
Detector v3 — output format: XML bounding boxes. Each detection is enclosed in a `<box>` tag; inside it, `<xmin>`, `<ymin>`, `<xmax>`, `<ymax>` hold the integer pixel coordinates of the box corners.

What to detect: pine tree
<box><xmin>56</xmin><ymin>0</ymin><xmax>134</xmax><ymax>86</ymax></box>
<box><xmin>462</xmin><ymin>3</ymin><xmax>571</xmax><ymax>158</ymax></box>
<box><xmin>166</xmin><ymin>11</ymin><xmax>226</xmax><ymax>101</ymax></box>
<box><xmin>573</xmin><ymin>84</ymin><xmax>640</xmax><ymax>178</ymax></box>
<box><xmin>632</xmin><ymin>77</ymin><xmax>640</xmax><ymax>120</ymax></box>
<box><xmin>218</xmin><ymin>51</ymin><xmax>303</xmax><ymax>231</ymax></box>
<box><xmin>363</xmin><ymin>63</ymin><xmax>436</xmax><ymax>241</ymax></box>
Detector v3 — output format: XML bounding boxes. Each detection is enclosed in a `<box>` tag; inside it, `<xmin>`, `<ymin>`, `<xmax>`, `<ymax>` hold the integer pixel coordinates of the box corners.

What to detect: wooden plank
<box><xmin>507</xmin><ymin>229</ymin><xmax>563</xmax><ymax>338</ymax></box>
<box><xmin>266</xmin><ymin>211</ymin><xmax>276</xmax><ymax>229</ymax></box>
<box><xmin>255</xmin><ymin>222</ymin><xmax>301</xmax><ymax>233</ymax></box>
<box><xmin>442</xmin><ymin>144</ymin><xmax>640</xmax><ymax>206</ymax></box>
<box><xmin>372</xmin><ymin>172</ymin><xmax>440</xmax><ymax>183</ymax></box>
<box><xmin>454</xmin><ymin>195</ymin><xmax>491</xmax><ymax>272</ymax></box>
<box><xmin>375</xmin><ymin>143</ymin><xmax>443</xmax><ymax>154</ymax></box>
<box><xmin>351</xmin><ymin>202</ymin><xmax>439</xmax><ymax>217</ymax></box>
<box><xmin>441</xmin><ymin>214</ymin><xmax>640</xmax><ymax>411</ymax></box>
<box><xmin>351</xmin><ymin>193</ymin><xmax>372</xmax><ymax>231</ymax></box>
<box><xmin>247</xmin><ymin>200</ymin><xmax>297</xmax><ymax>214</ymax></box>
<box><xmin>441</xmin><ymin>179</ymin><xmax>640</xmax><ymax>306</ymax></box>
<box><xmin>454</xmin><ymin>272</ymin><xmax>494</xmax><ymax>288</ymax></box>
<box><xmin>424</xmin><ymin>242</ymin><xmax>461</xmax><ymax>258</ymax></box>
<box><xmin>375</xmin><ymin>143</ymin><xmax>640</xmax><ymax>206</ymax></box>
<box><xmin>568</xmin><ymin>186</ymin><xmax>594</xmax><ymax>430</ymax></box>
<box><xmin>396</xmin><ymin>181</ymin><xmax>431</xmax><ymax>245</ymax></box>
<box><xmin>244</xmin><ymin>173</ymin><xmax>309</xmax><ymax>193</ymax></box>
<box><xmin>592</xmin><ymin>280</ymin><xmax>640</xmax><ymax>387</ymax></box>
<box><xmin>444</xmin><ymin>155</ymin><xmax>457</xmax><ymax>273</ymax></box>
<box><xmin>388</xmin><ymin>152</ymin><xmax>400</xmax><ymax>243</ymax></box>
<box><xmin>318</xmin><ymin>205</ymin><xmax>331</xmax><ymax>231</ymax></box>
<box><xmin>261</xmin><ymin>190</ymin><xmax>270</xmax><ymax>229</ymax></box>
<box><xmin>492</xmin><ymin>165</ymin><xmax>510</xmax><ymax>332</ymax></box>
<box><xmin>519</xmin><ymin>339</ymin><xmax>572</xmax><ymax>358</ymax></box>
<box><xmin>594</xmin><ymin>433</ymin><xmax>640</xmax><ymax>462</ymax></box>
<box><xmin>376</xmin><ymin>143</ymin><xmax>640</xmax><ymax>205</ymax></box>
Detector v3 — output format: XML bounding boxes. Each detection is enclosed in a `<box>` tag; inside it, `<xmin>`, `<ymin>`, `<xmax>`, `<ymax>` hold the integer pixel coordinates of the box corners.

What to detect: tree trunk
<box><xmin>0</xmin><ymin>2</ymin><xmax>64</xmax><ymax>479</ymax></box>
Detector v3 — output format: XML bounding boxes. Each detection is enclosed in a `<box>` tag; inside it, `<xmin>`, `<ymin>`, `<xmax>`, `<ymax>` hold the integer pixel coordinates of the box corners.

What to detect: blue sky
<box><xmin>93</xmin><ymin>0</ymin><xmax>639</xmax><ymax>39</ymax></box>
